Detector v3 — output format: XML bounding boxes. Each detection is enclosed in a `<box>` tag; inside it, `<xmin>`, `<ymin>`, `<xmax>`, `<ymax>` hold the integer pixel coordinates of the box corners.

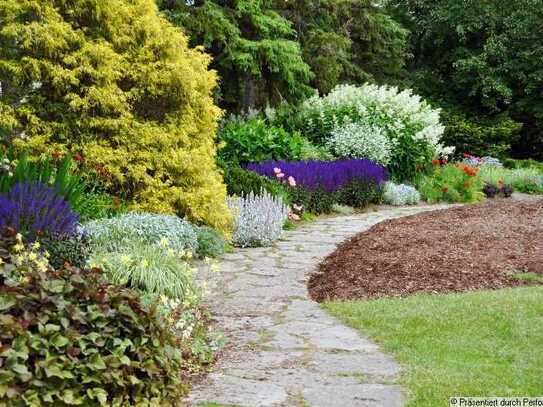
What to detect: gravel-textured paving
<box><xmin>188</xmin><ymin>205</ymin><xmax>451</xmax><ymax>407</ymax></box>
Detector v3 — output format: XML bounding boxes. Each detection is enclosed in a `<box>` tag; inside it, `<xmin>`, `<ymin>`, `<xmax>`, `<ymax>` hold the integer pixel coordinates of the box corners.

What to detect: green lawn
<box><xmin>324</xmin><ymin>287</ymin><xmax>543</xmax><ymax>406</ymax></box>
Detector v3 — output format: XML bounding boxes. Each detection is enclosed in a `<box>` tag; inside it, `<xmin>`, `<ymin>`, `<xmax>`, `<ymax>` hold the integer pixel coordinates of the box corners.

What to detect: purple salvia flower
<box><xmin>246</xmin><ymin>159</ymin><xmax>388</xmax><ymax>193</ymax></box>
<box><xmin>0</xmin><ymin>181</ymin><xmax>78</xmax><ymax>240</ymax></box>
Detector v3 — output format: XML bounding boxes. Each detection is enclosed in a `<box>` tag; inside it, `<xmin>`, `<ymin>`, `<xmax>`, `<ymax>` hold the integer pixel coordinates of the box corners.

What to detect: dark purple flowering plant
<box><xmin>0</xmin><ymin>181</ymin><xmax>79</xmax><ymax>240</ymax></box>
<box><xmin>246</xmin><ymin>159</ymin><xmax>388</xmax><ymax>193</ymax></box>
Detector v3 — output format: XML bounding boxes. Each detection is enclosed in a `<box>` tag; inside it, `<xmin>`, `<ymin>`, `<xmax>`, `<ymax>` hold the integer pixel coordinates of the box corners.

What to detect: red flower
<box><xmin>442</xmin><ymin>185</ymin><xmax>449</xmax><ymax>193</ymax></box>
<box><xmin>36</xmin><ymin>229</ymin><xmax>44</xmax><ymax>237</ymax></box>
<box><xmin>74</xmin><ymin>153</ymin><xmax>84</xmax><ymax>163</ymax></box>
<box><xmin>440</xmin><ymin>158</ymin><xmax>448</xmax><ymax>165</ymax></box>
<box><xmin>464</xmin><ymin>180</ymin><xmax>471</xmax><ymax>189</ymax></box>
<box><xmin>463</xmin><ymin>165</ymin><xmax>478</xmax><ymax>177</ymax></box>
<box><xmin>463</xmin><ymin>153</ymin><xmax>471</xmax><ymax>158</ymax></box>
<box><xmin>432</xmin><ymin>159</ymin><xmax>440</xmax><ymax>166</ymax></box>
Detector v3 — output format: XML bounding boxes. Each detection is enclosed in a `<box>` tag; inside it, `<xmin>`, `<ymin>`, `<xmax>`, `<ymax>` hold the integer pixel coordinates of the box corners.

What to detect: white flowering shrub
<box><xmin>299</xmin><ymin>83</ymin><xmax>454</xmax><ymax>180</ymax></box>
<box><xmin>228</xmin><ymin>190</ymin><xmax>289</xmax><ymax>248</ymax></box>
<box><xmin>83</xmin><ymin>212</ymin><xmax>199</xmax><ymax>254</ymax></box>
<box><xmin>382</xmin><ymin>182</ymin><xmax>421</xmax><ymax>206</ymax></box>
<box><xmin>326</xmin><ymin>121</ymin><xmax>393</xmax><ymax>164</ymax></box>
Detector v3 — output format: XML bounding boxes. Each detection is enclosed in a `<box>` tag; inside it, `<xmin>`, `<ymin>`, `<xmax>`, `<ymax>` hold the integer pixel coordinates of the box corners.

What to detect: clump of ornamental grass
<box><xmin>228</xmin><ymin>190</ymin><xmax>289</xmax><ymax>248</ymax></box>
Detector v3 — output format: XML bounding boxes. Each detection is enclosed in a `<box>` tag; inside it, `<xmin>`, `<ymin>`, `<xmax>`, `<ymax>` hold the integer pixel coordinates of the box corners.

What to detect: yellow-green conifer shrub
<box><xmin>0</xmin><ymin>0</ymin><xmax>231</xmax><ymax>232</ymax></box>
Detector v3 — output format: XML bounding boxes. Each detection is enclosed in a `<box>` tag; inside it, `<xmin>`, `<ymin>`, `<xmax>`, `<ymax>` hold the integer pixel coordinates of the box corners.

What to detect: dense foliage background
<box><xmin>159</xmin><ymin>0</ymin><xmax>542</xmax><ymax>160</ymax></box>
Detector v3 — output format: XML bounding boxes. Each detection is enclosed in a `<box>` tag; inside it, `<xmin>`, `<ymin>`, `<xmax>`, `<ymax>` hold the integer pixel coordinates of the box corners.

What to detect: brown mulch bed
<box><xmin>308</xmin><ymin>199</ymin><xmax>543</xmax><ymax>302</ymax></box>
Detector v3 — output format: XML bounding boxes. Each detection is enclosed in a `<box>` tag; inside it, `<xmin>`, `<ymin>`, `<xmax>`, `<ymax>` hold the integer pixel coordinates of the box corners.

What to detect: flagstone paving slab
<box><xmin>188</xmin><ymin>205</ymin><xmax>451</xmax><ymax>407</ymax></box>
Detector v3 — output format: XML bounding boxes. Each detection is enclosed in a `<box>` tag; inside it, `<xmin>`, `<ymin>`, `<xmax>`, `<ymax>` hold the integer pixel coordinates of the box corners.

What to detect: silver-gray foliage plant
<box><xmin>382</xmin><ymin>182</ymin><xmax>421</xmax><ymax>206</ymax></box>
<box><xmin>228</xmin><ymin>190</ymin><xmax>289</xmax><ymax>248</ymax></box>
<box><xmin>83</xmin><ymin>212</ymin><xmax>199</xmax><ymax>253</ymax></box>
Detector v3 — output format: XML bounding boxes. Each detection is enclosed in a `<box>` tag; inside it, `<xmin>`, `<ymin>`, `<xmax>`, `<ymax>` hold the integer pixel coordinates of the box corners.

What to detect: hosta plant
<box><xmin>0</xmin><ymin>233</ymin><xmax>189</xmax><ymax>406</ymax></box>
<box><xmin>382</xmin><ymin>182</ymin><xmax>421</xmax><ymax>205</ymax></box>
<box><xmin>228</xmin><ymin>190</ymin><xmax>289</xmax><ymax>248</ymax></box>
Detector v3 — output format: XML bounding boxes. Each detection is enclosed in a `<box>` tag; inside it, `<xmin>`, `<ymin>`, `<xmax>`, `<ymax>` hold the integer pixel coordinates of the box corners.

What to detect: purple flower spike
<box><xmin>0</xmin><ymin>181</ymin><xmax>78</xmax><ymax>240</ymax></box>
<box><xmin>246</xmin><ymin>159</ymin><xmax>389</xmax><ymax>193</ymax></box>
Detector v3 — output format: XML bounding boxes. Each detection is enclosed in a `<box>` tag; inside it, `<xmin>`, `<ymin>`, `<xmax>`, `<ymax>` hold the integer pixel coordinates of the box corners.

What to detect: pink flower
<box><xmin>273</xmin><ymin>167</ymin><xmax>282</xmax><ymax>174</ymax></box>
<box><xmin>276</xmin><ymin>172</ymin><xmax>285</xmax><ymax>178</ymax></box>
<box><xmin>289</xmin><ymin>212</ymin><xmax>300</xmax><ymax>221</ymax></box>
<box><xmin>288</xmin><ymin>176</ymin><xmax>296</xmax><ymax>187</ymax></box>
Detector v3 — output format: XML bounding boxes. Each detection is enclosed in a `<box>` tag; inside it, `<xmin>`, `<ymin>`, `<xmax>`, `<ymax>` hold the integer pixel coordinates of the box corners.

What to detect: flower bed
<box><xmin>247</xmin><ymin>159</ymin><xmax>388</xmax><ymax>193</ymax></box>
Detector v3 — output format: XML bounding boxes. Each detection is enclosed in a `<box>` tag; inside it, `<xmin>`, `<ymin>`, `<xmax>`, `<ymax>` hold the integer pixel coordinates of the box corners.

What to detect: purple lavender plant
<box><xmin>246</xmin><ymin>159</ymin><xmax>388</xmax><ymax>193</ymax></box>
<box><xmin>0</xmin><ymin>181</ymin><xmax>78</xmax><ymax>240</ymax></box>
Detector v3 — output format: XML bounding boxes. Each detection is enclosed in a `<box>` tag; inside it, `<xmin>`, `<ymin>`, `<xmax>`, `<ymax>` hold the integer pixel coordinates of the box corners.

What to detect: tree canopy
<box><xmin>388</xmin><ymin>0</ymin><xmax>543</xmax><ymax>158</ymax></box>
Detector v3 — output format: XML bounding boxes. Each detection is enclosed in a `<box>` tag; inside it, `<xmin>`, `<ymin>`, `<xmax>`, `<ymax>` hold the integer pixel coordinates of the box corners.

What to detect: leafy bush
<box><xmin>0</xmin><ymin>234</ymin><xmax>189</xmax><ymax>406</ymax></box>
<box><xmin>228</xmin><ymin>191</ymin><xmax>289</xmax><ymax>248</ymax></box>
<box><xmin>415</xmin><ymin>164</ymin><xmax>485</xmax><ymax>203</ymax></box>
<box><xmin>440</xmin><ymin>110</ymin><xmax>522</xmax><ymax>159</ymax></box>
<box><xmin>0</xmin><ymin>0</ymin><xmax>231</xmax><ymax>232</ymax></box>
<box><xmin>479</xmin><ymin>166</ymin><xmax>543</xmax><ymax>194</ymax></box>
<box><xmin>0</xmin><ymin>182</ymin><xmax>79</xmax><ymax>240</ymax></box>
<box><xmin>218</xmin><ymin>118</ymin><xmax>305</xmax><ymax>165</ymax></box>
<box><xmin>326</xmin><ymin>121</ymin><xmax>393</xmax><ymax>165</ymax></box>
<box><xmin>39</xmin><ymin>228</ymin><xmax>91</xmax><ymax>269</ymax></box>
<box><xmin>503</xmin><ymin>159</ymin><xmax>543</xmax><ymax>172</ymax></box>
<box><xmin>295</xmin><ymin>84</ymin><xmax>454</xmax><ymax>180</ymax></box>
<box><xmin>337</xmin><ymin>179</ymin><xmax>383</xmax><ymax>208</ymax></box>
<box><xmin>84</xmin><ymin>213</ymin><xmax>199</xmax><ymax>254</ymax></box>
<box><xmin>89</xmin><ymin>241</ymin><xmax>197</xmax><ymax>300</ymax></box>
<box><xmin>247</xmin><ymin>159</ymin><xmax>388</xmax><ymax>193</ymax></box>
<box><xmin>287</xmin><ymin>186</ymin><xmax>336</xmax><ymax>215</ymax></box>
<box><xmin>194</xmin><ymin>226</ymin><xmax>226</xmax><ymax>258</ymax></box>
<box><xmin>221</xmin><ymin>165</ymin><xmax>290</xmax><ymax>203</ymax></box>
<box><xmin>382</xmin><ymin>182</ymin><xmax>421</xmax><ymax>205</ymax></box>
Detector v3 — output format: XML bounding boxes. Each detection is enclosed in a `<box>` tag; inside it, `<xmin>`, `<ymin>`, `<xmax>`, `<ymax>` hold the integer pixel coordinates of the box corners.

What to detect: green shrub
<box><xmin>288</xmin><ymin>187</ymin><xmax>336</xmax><ymax>215</ymax></box>
<box><xmin>39</xmin><ymin>231</ymin><xmax>91</xmax><ymax>269</ymax></box>
<box><xmin>221</xmin><ymin>165</ymin><xmax>290</xmax><ymax>203</ymax></box>
<box><xmin>194</xmin><ymin>226</ymin><xmax>226</xmax><ymax>258</ymax></box>
<box><xmin>0</xmin><ymin>233</ymin><xmax>189</xmax><ymax>406</ymax></box>
<box><xmin>337</xmin><ymin>180</ymin><xmax>383</xmax><ymax>208</ymax></box>
<box><xmin>0</xmin><ymin>0</ymin><xmax>230</xmax><ymax>232</ymax></box>
<box><xmin>415</xmin><ymin>163</ymin><xmax>485</xmax><ymax>203</ymax></box>
<box><xmin>440</xmin><ymin>110</ymin><xmax>522</xmax><ymax>158</ymax></box>
<box><xmin>218</xmin><ymin>118</ymin><xmax>305</xmax><ymax>165</ymax></box>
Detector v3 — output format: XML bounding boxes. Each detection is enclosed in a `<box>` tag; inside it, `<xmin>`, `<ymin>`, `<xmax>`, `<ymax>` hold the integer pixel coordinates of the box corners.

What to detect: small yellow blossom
<box><xmin>32</xmin><ymin>242</ymin><xmax>41</xmax><ymax>250</ymax></box>
<box><xmin>159</xmin><ymin>237</ymin><xmax>169</xmax><ymax>247</ymax></box>
<box><xmin>12</xmin><ymin>243</ymin><xmax>24</xmax><ymax>253</ymax></box>
<box><xmin>15</xmin><ymin>233</ymin><xmax>23</xmax><ymax>242</ymax></box>
<box><xmin>44</xmin><ymin>251</ymin><xmax>50</xmax><ymax>258</ymax></box>
<box><xmin>28</xmin><ymin>252</ymin><xmax>37</xmax><ymax>261</ymax></box>
<box><xmin>140</xmin><ymin>259</ymin><xmax>149</xmax><ymax>268</ymax></box>
<box><xmin>167</xmin><ymin>248</ymin><xmax>175</xmax><ymax>257</ymax></box>
<box><xmin>185</xmin><ymin>251</ymin><xmax>193</xmax><ymax>260</ymax></box>
<box><xmin>210</xmin><ymin>262</ymin><xmax>220</xmax><ymax>273</ymax></box>
<box><xmin>120</xmin><ymin>254</ymin><xmax>131</xmax><ymax>265</ymax></box>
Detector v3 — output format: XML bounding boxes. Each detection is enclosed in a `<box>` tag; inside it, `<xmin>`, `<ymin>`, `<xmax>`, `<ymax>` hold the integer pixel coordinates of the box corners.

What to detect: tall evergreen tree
<box><xmin>158</xmin><ymin>0</ymin><xmax>313</xmax><ymax>111</ymax></box>
<box><xmin>276</xmin><ymin>0</ymin><xmax>409</xmax><ymax>95</ymax></box>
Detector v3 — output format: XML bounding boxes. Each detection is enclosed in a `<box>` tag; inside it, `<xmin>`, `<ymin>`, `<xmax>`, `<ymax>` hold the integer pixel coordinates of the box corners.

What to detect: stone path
<box><xmin>188</xmin><ymin>205</ymin><xmax>451</xmax><ymax>407</ymax></box>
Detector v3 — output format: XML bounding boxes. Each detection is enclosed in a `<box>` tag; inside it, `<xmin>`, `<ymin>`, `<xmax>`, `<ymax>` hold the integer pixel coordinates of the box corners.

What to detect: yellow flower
<box><xmin>159</xmin><ymin>237</ymin><xmax>169</xmax><ymax>247</ymax></box>
<box><xmin>32</xmin><ymin>241</ymin><xmax>41</xmax><ymax>250</ymax></box>
<box><xmin>120</xmin><ymin>255</ymin><xmax>131</xmax><ymax>265</ymax></box>
<box><xmin>12</xmin><ymin>243</ymin><xmax>24</xmax><ymax>253</ymax></box>
<box><xmin>28</xmin><ymin>252</ymin><xmax>37</xmax><ymax>261</ymax></box>
<box><xmin>15</xmin><ymin>233</ymin><xmax>23</xmax><ymax>242</ymax></box>
<box><xmin>44</xmin><ymin>251</ymin><xmax>50</xmax><ymax>258</ymax></box>
<box><xmin>0</xmin><ymin>258</ymin><xmax>4</xmax><ymax>266</ymax></box>
<box><xmin>185</xmin><ymin>251</ymin><xmax>193</xmax><ymax>260</ymax></box>
<box><xmin>167</xmin><ymin>249</ymin><xmax>175</xmax><ymax>257</ymax></box>
<box><xmin>140</xmin><ymin>259</ymin><xmax>149</xmax><ymax>268</ymax></box>
<box><xmin>210</xmin><ymin>262</ymin><xmax>220</xmax><ymax>273</ymax></box>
